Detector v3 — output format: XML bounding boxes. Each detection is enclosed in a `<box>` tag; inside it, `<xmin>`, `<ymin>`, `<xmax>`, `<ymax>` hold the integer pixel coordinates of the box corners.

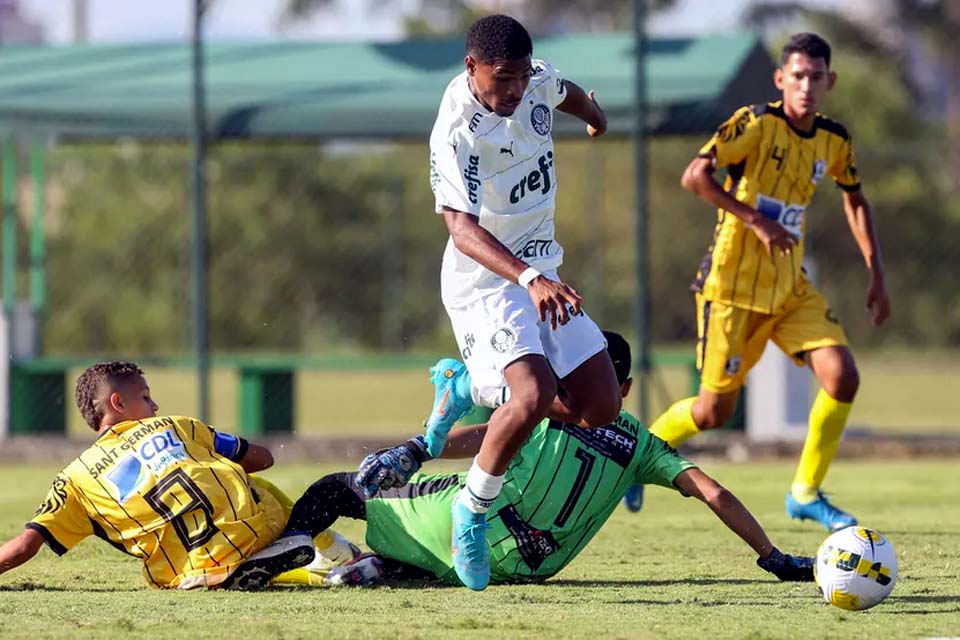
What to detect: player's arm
<box><xmin>237</xmin><ymin>443</ymin><xmax>274</xmax><ymax>473</ymax></box>
<box><xmin>673</xmin><ymin>468</ymin><xmax>812</xmax><ymax>581</ymax></box>
<box><xmin>443</xmin><ymin>207</ymin><xmax>533</xmax><ymax>285</ymax></box>
<box><xmin>681</xmin><ymin>155</ymin><xmax>796</xmax><ymax>256</ymax></box>
<box><xmin>842</xmin><ymin>188</ymin><xmax>890</xmax><ymax>325</ymax></box>
<box><xmin>444</xmin><ymin>208</ymin><xmax>582</xmax><ymax>329</ymax></box>
<box><xmin>209</xmin><ymin>428</ymin><xmax>273</xmax><ymax>473</ymax></box>
<box><xmin>556</xmin><ymin>80</ymin><xmax>606</xmax><ymax>137</ymax></box>
<box><xmin>0</xmin><ymin>528</ymin><xmax>44</xmax><ymax>577</ymax></box>
<box><xmin>674</xmin><ymin>468</ymin><xmax>772</xmax><ymax>556</ymax></box>
<box><xmin>355</xmin><ymin>422</ymin><xmax>488</xmax><ymax>497</ymax></box>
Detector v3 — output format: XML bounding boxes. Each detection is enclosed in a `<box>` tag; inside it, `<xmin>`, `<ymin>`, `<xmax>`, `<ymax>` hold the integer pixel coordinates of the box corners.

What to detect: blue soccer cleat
<box><xmin>623</xmin><ymin>484</ymin><xmax>645</xmax><ymax>512</ymax></box>
<box><xmin>785</xmin><ymin>490</ymin><xmax>857</xmax><ymax>532</ymax></box>
<box><xmin>451</xmin><ymin>500</ymin><xmax>490</xmax><ymax>591</ymax></box>
<box><xmin>424</xmin><ymin>358</ymin><xmax>473</xmax><ymax>458</ymax></box>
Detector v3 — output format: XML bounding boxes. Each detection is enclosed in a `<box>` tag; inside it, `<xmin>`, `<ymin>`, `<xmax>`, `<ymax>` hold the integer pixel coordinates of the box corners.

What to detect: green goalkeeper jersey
<box><xmin>365</xmin><ymin>410</ymin><xmax>696</xmax><ymax>583</ymax></box>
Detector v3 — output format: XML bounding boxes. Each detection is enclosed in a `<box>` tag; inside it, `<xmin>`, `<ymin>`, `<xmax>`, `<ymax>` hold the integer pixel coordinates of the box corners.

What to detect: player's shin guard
<box><xmin>791</xmin><ymin>389</ymin><xmax>852</xmax><ymax>502</ymax></box>
<box><xmin>649</xmin><ymin>397</ymin><xmax>700</xmax><ymax>448</ymax></box>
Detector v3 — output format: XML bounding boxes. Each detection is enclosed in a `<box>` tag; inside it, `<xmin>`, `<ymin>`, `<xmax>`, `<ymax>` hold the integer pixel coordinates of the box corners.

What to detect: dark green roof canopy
<box><xmin>0</xmin><ymin>32</ymin><xmax>776</xmax><ymax>140</ymax></box>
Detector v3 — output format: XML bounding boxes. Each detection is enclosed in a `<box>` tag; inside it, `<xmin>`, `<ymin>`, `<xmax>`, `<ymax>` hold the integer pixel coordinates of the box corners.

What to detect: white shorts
<box><xmin>445</xmin><ymin>274</ymin><xmax>606</xmax><ymax>394</ymax></box>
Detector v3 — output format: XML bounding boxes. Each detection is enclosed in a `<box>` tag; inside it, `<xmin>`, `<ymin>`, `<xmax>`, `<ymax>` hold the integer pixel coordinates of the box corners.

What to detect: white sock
<box><xmin>459</xmin><ymin>457</ymin><xmax>504</xmax><ymax>513</ymax></box>
<box><xmin>471</xmin><ymin>385</ymin><xmax>511</xmax><ymax>409</ymax></box>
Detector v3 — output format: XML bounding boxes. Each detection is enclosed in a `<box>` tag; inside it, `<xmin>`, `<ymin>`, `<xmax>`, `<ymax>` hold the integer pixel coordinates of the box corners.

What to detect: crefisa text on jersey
<box><xmin>509</xmin><ymin>151</ymin><xmax>554</xmax><ymax>204</ymax></box>
<box><xmin>463</xmin><ymin>154</ymin><xmax>480</xmax><ymax>204</ymax></box>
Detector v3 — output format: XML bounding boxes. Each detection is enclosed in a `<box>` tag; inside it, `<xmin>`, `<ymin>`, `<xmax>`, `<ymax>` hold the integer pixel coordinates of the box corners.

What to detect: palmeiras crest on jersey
<box><xmin>530</xmin><ymin>104</ymin><xmax>551</xmax><ymax>136</ymax></box>
<box><xmin>490</xmin><ymin>327</ymin><xmax>517</xmax><ymax>353</ymax></box>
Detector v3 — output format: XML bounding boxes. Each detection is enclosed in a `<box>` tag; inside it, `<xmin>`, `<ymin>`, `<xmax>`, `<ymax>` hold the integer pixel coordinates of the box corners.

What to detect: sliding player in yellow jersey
<box><xmin>632</xmin><ymin>33</ymin><xmax>890</xmax><ymax>531</ymax></box>
<box><xmin>0</xmin><ymin>361</ymin><xmax>324</xmax><ymax>589</ymax></box>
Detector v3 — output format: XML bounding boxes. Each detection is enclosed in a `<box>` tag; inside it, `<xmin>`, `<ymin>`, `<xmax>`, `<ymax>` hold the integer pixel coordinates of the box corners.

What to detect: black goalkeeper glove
<box><xmin>757</xmin><ymin>547</ymin><xmax>815</xmax><ymax>582</ymax></box>
<box><xmin>355</xmin><ymin>435</ymin><xmax>432</xmax><ymax>499</ymax></box>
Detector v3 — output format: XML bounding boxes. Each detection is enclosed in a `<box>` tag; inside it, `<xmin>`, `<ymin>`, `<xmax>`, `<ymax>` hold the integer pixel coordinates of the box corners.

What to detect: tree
<box><xmin>280</xmin><ymin>0</ymin><xmax>676</xmax><ymax>35</ymax></box>
<box><xmin>746</xmin><ymin>0</ymin><xmax>960</xmax><ymax>189</ymax></box>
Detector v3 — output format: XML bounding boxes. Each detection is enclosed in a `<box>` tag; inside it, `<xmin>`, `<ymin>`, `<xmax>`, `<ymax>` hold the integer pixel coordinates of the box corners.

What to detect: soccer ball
<box><xmin>814</xmin><ymin>527</ymin><xmax>897</xmax><ymax>610</ymax></box>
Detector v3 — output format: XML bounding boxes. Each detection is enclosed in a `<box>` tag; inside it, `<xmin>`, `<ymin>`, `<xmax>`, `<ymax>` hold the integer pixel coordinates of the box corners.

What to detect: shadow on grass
<box><xmin>270</xmin><ymin>577</ymin><xmax>774</xmax><ymax>592</ymax></box>
<box><xmin>547</xmin><ymin>578</ymin><xmax>770</xmax><ymax>588</ymax></box>
<box><xmin>882</xmin><ymin>530</ymin><xmax>960</xmax><ymax>537</ymax></box>
<box><xmin>0</xmin><ymin>583</ymin><xmax>141</xmax><ymax>593</ymax></box>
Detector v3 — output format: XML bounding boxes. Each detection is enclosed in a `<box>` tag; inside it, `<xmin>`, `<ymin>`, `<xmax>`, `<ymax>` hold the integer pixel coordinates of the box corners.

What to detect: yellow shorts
<box><xmin>695</xmin><ymin>286</ymin><xmax>848</xmax><ymax>394</ymax></box>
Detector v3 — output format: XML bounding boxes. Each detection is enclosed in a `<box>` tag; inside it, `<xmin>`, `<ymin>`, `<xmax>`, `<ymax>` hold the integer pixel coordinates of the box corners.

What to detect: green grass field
<box><xmin>60</xmin><ymin>348</ymin><xmax>960</xmax><ymax>438</ymax></box>
<box><xmin>0</xmin><ymin>460</ymin><xmax>957</xmax><ymax>639</ymax></box>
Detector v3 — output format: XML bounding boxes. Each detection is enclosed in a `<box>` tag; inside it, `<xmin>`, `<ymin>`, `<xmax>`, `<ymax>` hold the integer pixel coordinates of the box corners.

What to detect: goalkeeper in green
<box><xmin>276</xmin><ymin>332</ymin><xmax>813</xmax><ymax>587</ymax></box>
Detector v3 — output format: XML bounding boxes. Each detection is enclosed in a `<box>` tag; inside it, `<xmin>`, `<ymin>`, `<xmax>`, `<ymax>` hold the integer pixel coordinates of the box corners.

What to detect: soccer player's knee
<box><xmin>511</xmin><ymin>378</ymin><xmax>557</xmax><ymax>423</ymax></box>
<box><xmin>821</xmin><ymin>353</ymin><xmax>860</xmax><ymax>400</ymax></box>
<box><xmin>694</xmin><ymin>401</ymin><xmax>734</xmax><ymax>430</ymax></box>
<box><xmin>833</xmin><ymin>361</ymin><xmax>860</xmax><ymax>400</ymax></box>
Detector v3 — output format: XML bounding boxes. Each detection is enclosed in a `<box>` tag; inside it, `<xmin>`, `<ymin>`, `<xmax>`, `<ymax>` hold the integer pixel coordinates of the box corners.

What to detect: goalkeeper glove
<box><xmin>355</xmin><ymin>435</ymin><xmax>432</xmax><ymax>499</ymax></box>
<box><xmin>757</xmin><ymin>547</ymin><xmax>815</xmax><ymax>582</ymax></box>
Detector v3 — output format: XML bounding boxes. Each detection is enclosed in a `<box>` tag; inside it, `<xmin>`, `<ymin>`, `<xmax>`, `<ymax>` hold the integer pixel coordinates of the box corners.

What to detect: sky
<box><xmin>19</xmin><ymin>0</ymin><xmax>846</xmax><ymax>44</ymax></box>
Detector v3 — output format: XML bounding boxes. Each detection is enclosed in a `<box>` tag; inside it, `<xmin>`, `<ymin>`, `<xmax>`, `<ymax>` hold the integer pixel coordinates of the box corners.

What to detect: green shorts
<box><xmin>365</xmin><ymin>472</ymin><xmax>464</xmax><ymax>584</ymax></box>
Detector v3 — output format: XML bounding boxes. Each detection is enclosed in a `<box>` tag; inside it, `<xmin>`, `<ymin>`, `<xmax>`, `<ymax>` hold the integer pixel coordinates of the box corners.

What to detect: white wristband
<box><xmin>517</xmin><ymin>267</ymin><xmax>542</xmax><ymax>288</ymax></box>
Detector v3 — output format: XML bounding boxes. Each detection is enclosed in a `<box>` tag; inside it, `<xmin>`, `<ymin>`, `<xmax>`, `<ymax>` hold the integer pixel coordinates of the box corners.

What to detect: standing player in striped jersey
<box><xmin>425</xmin><ymin>14</ymin><xmax>621</xmax><ymax>592</ymax></box>
<box><xmin>291</xmin><ymin>332</ymin><xmax>814</xmax><ymax>586</ymax></box>
<box><xmin>0</xmin><ymin>361</ymin><xmax>316</xmax><ymax>589</ymax></box>
<box><xmin>628</xmin><ymin>33</ymin><xmax>890</xmax><ymax>531</ymax></box>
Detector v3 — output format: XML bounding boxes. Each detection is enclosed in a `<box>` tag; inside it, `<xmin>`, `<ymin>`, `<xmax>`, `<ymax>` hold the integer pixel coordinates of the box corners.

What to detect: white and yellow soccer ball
<box><xmin>814</xmin><ymin>527</ymin><xmax>897</xmax><ymax>610</ymax></box>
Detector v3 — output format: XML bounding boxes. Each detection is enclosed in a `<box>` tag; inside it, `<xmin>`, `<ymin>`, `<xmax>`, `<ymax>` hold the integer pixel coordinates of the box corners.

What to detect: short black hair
<box><xmin>465</xmin><ymin>14</ymin><xmax>532</xmax><ymax>63</ymax></box>
<box><xmin>75</xmin><ymin>361</ymin><xmax>144</xmax><ymax>430</ymax></box>
<box><xmin>602</xmin><ymin>331</ymin><xmax>632</xmax><ymax>386</ymax></box>
<box><xmin>781</xmin><ymin>32</ymin><xmax>831</xmax><ymax>67</ymax></box>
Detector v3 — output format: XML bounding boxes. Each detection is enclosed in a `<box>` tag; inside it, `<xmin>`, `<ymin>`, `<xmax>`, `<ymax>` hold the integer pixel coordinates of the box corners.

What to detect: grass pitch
<box><xmin>0</xmin><ymin>459</ymin><xmax>957</xmax><ymax>639</ymax></box>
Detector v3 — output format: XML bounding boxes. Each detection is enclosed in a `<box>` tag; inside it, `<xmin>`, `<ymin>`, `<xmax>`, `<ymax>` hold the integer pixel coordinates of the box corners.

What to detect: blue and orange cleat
<box><xmin>424</xmin><ymin>358</ymin><xmax>473</xmax><ymax>458</ymax></box>
<box><xmin>451</xmin><ymin>500</ymin><xmax>490</xmax><ymax>591</ymax></box>
<box><xmin>622</xmin><ymin>484</ymin><xmax>645</xmax><ymax>512</ymax></box>
<box><xmin>785</xmin><ymin>490</ymin><xmax>857</xmax><ymax>532</ymax></box>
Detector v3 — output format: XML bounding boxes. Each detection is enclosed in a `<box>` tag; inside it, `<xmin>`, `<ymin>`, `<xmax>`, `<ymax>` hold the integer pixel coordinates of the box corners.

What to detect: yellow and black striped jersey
<box><xmin>27</xmin><ymin>416</ymin><xmax>285</xmax><ymax>589</ymax></box>
<box><xmin>692</xmin><ymin>100</ymin><xmax>860</xmax><ymax>313</ymax></box>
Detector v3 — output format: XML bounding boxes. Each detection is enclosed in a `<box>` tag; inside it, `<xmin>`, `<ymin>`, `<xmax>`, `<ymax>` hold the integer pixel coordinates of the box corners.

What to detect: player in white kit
<box><xmin>424</xmin><ymin>15</ymin><xmax>622</xmax><ymax>591</ymax></box>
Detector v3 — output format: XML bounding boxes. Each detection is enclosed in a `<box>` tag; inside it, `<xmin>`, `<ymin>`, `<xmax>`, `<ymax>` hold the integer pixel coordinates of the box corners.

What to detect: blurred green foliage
<box><xmin>30</xmin><ymin>31</ymin><xmax>960</xmax><ymax>355</ymax></box>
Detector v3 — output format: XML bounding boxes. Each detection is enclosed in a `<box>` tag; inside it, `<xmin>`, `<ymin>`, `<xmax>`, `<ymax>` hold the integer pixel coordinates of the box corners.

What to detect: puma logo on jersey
<box><xmin>500</xmin><ymin>141</ymin><xmax>514</xmax><ymax>156</ymax></box>
<box><xmin>509</xmin><ymin>151</ymin><xmax>554</xmax><ymax>204</ymax></box>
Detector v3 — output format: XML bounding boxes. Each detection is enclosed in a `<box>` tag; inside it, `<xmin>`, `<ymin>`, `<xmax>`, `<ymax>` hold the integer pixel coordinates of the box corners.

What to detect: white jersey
<box><xmin>429</xmin><ymin>59</ymin><xmax>567</xmax><ymax>309</ymax></box>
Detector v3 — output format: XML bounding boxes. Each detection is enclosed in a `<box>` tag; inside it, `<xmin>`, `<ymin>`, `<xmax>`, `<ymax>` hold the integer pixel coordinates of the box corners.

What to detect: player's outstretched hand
<box><xmin>751</xmin><ymin>217</ymin><xmax>797</xmax><ymax>257</ymax></box>
<box><xmin>757</xmin><ymin>548</ymin><xmax>814</xmax><ymax>582</ymax></box>
<box><xmin>355</xmin><ymin>435</ymin><xmax>432</xmax><ymax>499</ymax></box>
<box><xmin>527</xmin><ymin>276</ymin><xmax>583</xmax><ymax>331</ymax></box>
<box><xmin>865</xmin><ymin>274</ymin><xmax>890</xmax><ymax>326</ymax></box>
<box><xmin>586</xmin><ymin>90</ymin><xmax>607</xmax><ymax>137</ymax></box>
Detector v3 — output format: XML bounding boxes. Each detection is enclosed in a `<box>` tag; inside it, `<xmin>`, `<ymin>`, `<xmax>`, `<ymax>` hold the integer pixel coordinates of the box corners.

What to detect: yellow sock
<box><xmin>313</xmin><ymin>529</ymin><xmax>336</xmax><ymax>552</ymax></box>
<box><xmin>272</xmin><ymin>567</ymin><xmax>329</xmax><ymax>587</ymax></box>
<box><xmin>791</xmin><ymin>389</ymin><xmax>852</xmax><ymax>503</ymax></box>
<box><xmin>649</xmin><ymin>397</ymin><xmax>700</xmax><ymax>448</ymax></box>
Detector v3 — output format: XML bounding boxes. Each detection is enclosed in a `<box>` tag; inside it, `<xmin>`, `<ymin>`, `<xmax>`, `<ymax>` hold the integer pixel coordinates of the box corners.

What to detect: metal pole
<box><xmin>30</xmin><ymin>139</ymin><xmax>45</xmax><ymax>314</ymax></box>
<box><xmin>632</xmin><ymin>0</ymin><xmax>650</xmax><ymax>425</ymax></box>
<box><xmin>191</xmin><ymin>0</ymin><xmax>210</xmax><ymax>421</ymax></box>
<box><xmin>2</xmin><ymin>139</ymin><xmax>17</xmax><ymax>315</ymax></box>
